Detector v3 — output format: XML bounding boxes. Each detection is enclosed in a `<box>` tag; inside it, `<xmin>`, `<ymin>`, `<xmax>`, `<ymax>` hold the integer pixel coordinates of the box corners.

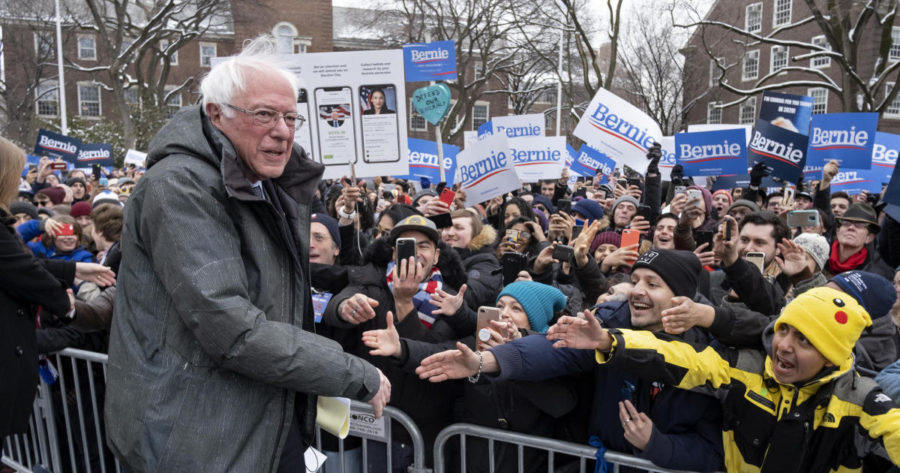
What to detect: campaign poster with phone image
<box><xmin>294</xmin><ymin>88</ymin><xmax>315</xmax><ymax>162</ymax></box>
<box><xmin>360</xmin><ymin>84</ymin><xmax>401</xmax><ymax>163</ymax></box>
<box><xmin>315</xmin><ymin>87</ymin><xmax>356</xmax><ymax>167</ymax></box>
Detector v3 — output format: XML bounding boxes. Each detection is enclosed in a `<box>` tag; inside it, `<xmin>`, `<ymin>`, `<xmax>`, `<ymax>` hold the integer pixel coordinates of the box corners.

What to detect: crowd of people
<box><xmin>2</xmin><ymin>37</ymin><xmax>900</xmax><ymax>473</ymax></box>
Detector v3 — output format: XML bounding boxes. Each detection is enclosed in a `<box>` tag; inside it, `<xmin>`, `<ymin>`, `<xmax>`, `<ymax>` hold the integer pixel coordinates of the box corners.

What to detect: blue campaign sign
<box><xmin>77</xmin><ymin>143</ymin><xmax>114</xmax><ymax>168</ymax></box>
<box><xmin>807</xmin><ymin>113</ymin><xmax>878</xmax><ymax>169</ymax></box>
<box><xmin>571</xmin><ymin>145</ymin><xmax>615</xmax><ymax>182</ymax></box>
<box><xmin>748</xmin><ymin>119</ymin><xmax>808</xmax><ymax>183</ymax></box>
<box><xmin>675</xmin><ymin>129</ymin><xmax>747</xmax><ymax>176</ymax></box>
<box><xmin>883</xmin><ymin>159</ymin><xmax>900</xmax><ymax>206</ymax></box>
<box><xmin>477</xmin><ymin>120</ymin><xmax>493</xmax><ymax>138</ymax></box>
<box><xmin>403</xmin><ymin>40</ymin><xmax>457</xmax><ymax>82</ymax></box>
<box><xmin>401</xmin><ymin>138</ymin><xmax>460</xmax><ymax>186</ymax></box>
<box><xmin>803</xmin><ymin>164</ymin><xmax>823</xmax><ymax>181</ymax></box>
<box><xmin>758</xmin><ymin>91</ymin><xmax>814</xmax><ymax>135</ymax></box>
<box><xmin>830</xmin><ymin>168</ymin><xmax>884</xmax><ymax>195</ymax></box>
<box><xmin>873</xmin><ymin>132</ymin><xmax>899</xmax><ymax>184</ymax></box>
<box><xmin>34</xmin><ymin>128</ymin><xmax>81</xmax><ymax>163</ymax></box>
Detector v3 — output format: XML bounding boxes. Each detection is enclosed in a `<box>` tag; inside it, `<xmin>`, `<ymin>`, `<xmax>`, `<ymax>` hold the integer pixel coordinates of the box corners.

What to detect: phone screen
<box><xmin>360</xmin><ymin>84</ymin><xmax>400</xmax><ymax>163</ymax></box>
<box><xmin>315</xmin><ymin>86</ymin><xmax>356</xmax><ymax>166</ymax></box>
<box><xmin>396</xmin><ymin>237</ymin><xmax>417</xmax><ymax>265</ymax></box>
<box><xmin>294</xmin><ymin>88</ymin><xmax>315</xmax><ymax>162</ymax></box>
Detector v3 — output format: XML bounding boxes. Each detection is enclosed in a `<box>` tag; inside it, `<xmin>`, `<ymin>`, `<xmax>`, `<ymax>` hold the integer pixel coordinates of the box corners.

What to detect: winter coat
<box><xmin>0</xmin><ymin>209</ymin><xmax>71</xmax><ymax>439</ymax></box>
<box><xmin>602</xmin><ymin>328</ymin><xmax>900</xmax><ymax>472</ymax></box>
<box><xmin>825</xmin><ymin>243</ymin><xmax>895</xmax><ymax>281</ymax></box>
<box><xmin>104</xmin><ymin>106</ymin><xmax>381</xmax><ymax>472</ymax></box>
<box><xmin>27</xmin><ymin>242</ymin><xmax>94</xmax><ymax>263</ymax></box>
<box><xmin>486</xmin><ymin>301</ymin><xmax>724</xmax><ymax>472</ymax></box>
<box><xmin>453</xmin><ymin>225</ymin><xmax>502</xmax><ymax>310</ymax></box>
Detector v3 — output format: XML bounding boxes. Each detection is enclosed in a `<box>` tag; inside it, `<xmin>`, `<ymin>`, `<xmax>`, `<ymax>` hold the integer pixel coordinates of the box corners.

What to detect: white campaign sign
<box><xmin>687</xmin><ymin>124</ymin><xmax>752</xmax><ymax>145</ymax></box>
<box><xmin>573</xmin><ymin>88</ymin><xmax>662</xmax><ymax>174</ymax></box>
<box><xmin>490</xmin><ymin>114</ymin><xmax>545</xmax><ymax>139</ymax></box>
<box><xmin>279</xmin><ymin>50</ymin><xmax>409</xmax><ymax>180</ymax></box>
<box><xmin>658</xmin><ymin>136</ymin><xmax>676</xmax><ymax>181</ymax></box>
<box><xmin>124</xmin><ymin>149</ymin><xmax>147</xmax><ymax>166</ymax></box>
<box><xmin>509</xmin><ymin>136</ymin><xmax>567</xmax><ymax>182</ymax></box>
<box><xmin>464</xmin><ymin>131</ymin><xmax>478</xmax><ymax>150</ymax></box>
<box><xmin>457</xmin><ymin>133</ymin><xmax>520</xmax><ymax>204</ymax></box>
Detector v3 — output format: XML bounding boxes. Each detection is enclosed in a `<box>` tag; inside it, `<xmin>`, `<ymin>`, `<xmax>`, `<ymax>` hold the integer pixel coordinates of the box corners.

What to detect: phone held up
<box><xmin>395</xmin><ymin>237</ymin><xmax>416</xmax><ymax>266</ymax></box>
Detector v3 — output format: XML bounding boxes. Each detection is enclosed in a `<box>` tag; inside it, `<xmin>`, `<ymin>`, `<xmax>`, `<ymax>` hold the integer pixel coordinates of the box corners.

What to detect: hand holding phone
<box><xmin>55</xmin><ymin>224</ymin><xmax>75</xmax><ymax>237</ymax></box>
<box><xmin>395</xmin><ymin>237</ymin><xmax>417</xmax><ymax>266</ymax></box>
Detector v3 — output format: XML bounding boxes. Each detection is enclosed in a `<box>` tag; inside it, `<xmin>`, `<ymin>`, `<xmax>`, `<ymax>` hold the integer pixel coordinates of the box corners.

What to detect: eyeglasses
<box><xmin>35</xmin><ymin>200</ymin><xmax>52</xmax><ymax>207</ymax></box>
<box><xmin>838</xmin><ymin>220</ymin><xmax>869</xmax><ymax>230</ymax></box>
<box><xmin>224</xmin><ymin>104</ymin><xmax>305</xmax><ymax>130</ymax></box>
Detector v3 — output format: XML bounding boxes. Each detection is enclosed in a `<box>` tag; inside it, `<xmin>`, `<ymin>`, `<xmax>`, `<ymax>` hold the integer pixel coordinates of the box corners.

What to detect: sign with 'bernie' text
<box><xmin>872</xmin><ymin>132</ymin><xmax>899</xmax><ymax>184</ymax></box>
<box><xmin>748</xmin><ymin>119</ymin><xmax>808</xmax><ymax>183</ymax></box>
<box><xmin>399</xmin><ymin>138</ymin><xmax>459</xmax><ymax>186</ymax></box>
<box><xmin>508</xmin><ymin>136</ymin><xmax>566</xmax><ymax>182</ymax></box>
<box><xmin>675</xmin><ymin>128</ymin><xmax>747</xmax><ymax>177</ymax></box>
<box><xmin>806</xmin><ymin>113</ymin><xmax>878</xmax><ymax>169</ymax></box>
<box><xmin>456</xmin><ymin>133</ymin><xmax>520</xmax><ymax>204</ymax></box>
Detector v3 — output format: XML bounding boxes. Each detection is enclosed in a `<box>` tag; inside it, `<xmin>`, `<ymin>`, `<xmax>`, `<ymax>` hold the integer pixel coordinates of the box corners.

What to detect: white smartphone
<box><xmin>746</xmin><ymin>252</ymin><xmax>765</xmax><ymax>273</ymax></box>
<box><xmin>315</xmin><ymin>86</ymin><xmax>357</xmax><ymax>166</ymax></box>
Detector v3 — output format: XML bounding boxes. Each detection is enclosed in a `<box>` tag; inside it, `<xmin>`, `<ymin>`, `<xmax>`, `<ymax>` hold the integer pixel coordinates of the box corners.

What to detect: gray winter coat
<box><xmin>105</xmin><ymin>106</ymin><xmax>381</xmax><ymax>472</ymax></box>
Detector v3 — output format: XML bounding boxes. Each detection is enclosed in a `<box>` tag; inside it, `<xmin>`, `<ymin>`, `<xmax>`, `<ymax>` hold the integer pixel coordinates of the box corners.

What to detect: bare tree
<box><xmin>679</xmin><ymin>0</ymin><xmax>900</xmax><ymax>113</ymax></box>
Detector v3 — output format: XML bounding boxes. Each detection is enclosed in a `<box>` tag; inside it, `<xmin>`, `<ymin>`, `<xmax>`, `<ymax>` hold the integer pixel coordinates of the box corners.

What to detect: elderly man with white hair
<box><xmin>105</xmin><ymin>37</ymin><xmax>390</xmax><ymax>472</ymax></box>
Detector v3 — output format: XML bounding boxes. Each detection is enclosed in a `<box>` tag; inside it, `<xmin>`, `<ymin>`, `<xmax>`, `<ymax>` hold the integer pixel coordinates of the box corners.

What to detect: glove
<box><xmin>795</xmin><ymin>175</ymin><xmax>804</xmax><ymax>193</ymax></box>
<box><xmin>646</xmin><ymin>143</ymin><xmax>662</xmax><ymax>175</ymax></box>
<box><xmin>749</xmin><ymin>162</ymin><xmax>769</xmax><ymax>187</ymax></box>
<box><xmin>671</xmin><ymin>164</ymin><xmax>684</xmax><ymax>185</ymax></box>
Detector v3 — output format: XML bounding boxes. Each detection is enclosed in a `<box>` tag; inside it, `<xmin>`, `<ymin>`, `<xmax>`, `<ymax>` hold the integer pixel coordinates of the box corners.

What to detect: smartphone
<box><xmin>430</xmin><ymin>212</ymin><xmax>452</xmax><ymax>229</ymax></box>
<box><xmin>787</xmin><ymin>210</ymin><xmax>820</xmax><ymax>227</ymax></box>
<box><xmin>500</xmin><ymin>252</ymin><xmax>527</xmax><ymax>286</ymax></box>
<box><xmin>92</xmin><ymin>164</ymin><xmax>102</xmax><ymax>181</ymax></box>
<box><xmin>294</xmin><ymin>88</ymin><xmax>315</xmax><ymax>162</ymax></box>
<box><xmin>360</xmin><ymin>84</ymin><xmax>400</xmax><ymax>163</ymax></box>
<box><xmin>746</xmin><ymin>252</ymin><xmax>765</xmax><ymax>273</ymax></box>
<box><xmin>782</xmin><ymin>187</ymin><xmax>794</xmax><ymax>207</ymax></box>
<box><xmin>673</xmin><ymin>185</ymin><xmax>686</xmax><ymax>196</ymax></box>
<box><xmin>626</xmin><ymin>177</ymin><xmax>641</xmax><ymax>188</ymax></box>
<box><xmin>571</xmin><ymin>225</ymin><xmax>583</xmax><ymax>241</ymax></box>
<box><xmin>476</xmin><ymin>306</ymin><xmax>502</xmax><ymax>343</ymax></box>
<box><xmin>505</xmin><ymin>229</ymin><xmax>519</xmax><ymax>243</ymax></box>
<box><xmin>687</xmin><ymin>189</ymin><xmax>702</xmax><ymax>203</ymax></box>
<box><xmin>396</xmin><ymin>237</ymin><xmax>417</xmax><ymax>265</ymax></box>
<box><xmin>695</xmin><ymin>230</ymin><xmax>714</xmax><ymax>249</ymax></box>
<box><xmin>49</xmin><ymin>162</ymin><xmax>67</xmax><ymax>170</ymax></box>
<box><xmin>315</xmin><ymin>86</ymin><xmax>356</xmax><ymax>166</ymax></box>
<box><xmin>621</xmin><ymin>228</ymin><xmax>640</xmax><ymax>249</ymax></box>
<box><xmin>557</xmin><ymin>199</ymin><xmax>572</xmax><ymax>215</ymax></box>
<box><xmin>55</xmin><ymin>223</ymin><xmax>75</xmax><ymax>237</ymax></box>
<box><xmin>552</xmin><ymin>244</ymin><xmax>575</xmax><ymax>264</ymax></box>
<box><xmin>721</xmin><ymin>218</ymin><xmax>734</xmax><ymax>241</ymax></box>
<box><xmin>637</xmin><ymin>204</ymin><xmax>651</xmax><ymax>220</ymax></box>
<box><xmin>439</xmin><ymin>188</ymin><xmax>456</xmax><ymax>206</ymax></box>
<box><xmin>617</xmin><ymin>179</ymin><xmax>628</xmax><ymax>188</ymax></box>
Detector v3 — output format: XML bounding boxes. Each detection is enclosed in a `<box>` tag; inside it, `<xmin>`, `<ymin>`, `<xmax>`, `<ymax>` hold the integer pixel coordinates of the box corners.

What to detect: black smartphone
<box><xmin>557</xmin><ymin>199</ymin><xmax>572</xmax><ymax>215</ymax></box>
<box><xmin>696</xmin><ymin>230</ymin><xmax>714</xmax><ymax>249</ymax></box>
<box><xmin>500</xmin><ymin>252</ymin><xmax>527</xmax><ymax>286</ymax></box>
<box><xmin>637</xmin><ymin>204</ymin><xmax>651</xmax><ymax>220</ymax></box>
<box><xmin>627</xmin><ymin>177</ymin><xmax>641</xmax><ymax>188</ymax></box>
<box><xmin>92</xmin><ymin>164</ymin><xmax>102</xmax><ymax>181</ymax></box>
<box><xmin>396</xmin><ymin>237</ymin><xmax>416</xmax><ymax>265</ymax></box>
<box><xmin>721</xmin><ymin>218</ymin><xmax>735</xmax><ymax>240</ymax></box>
<box><xmin>430</xmin><ymin>212</ymin><xmax>452</xmax><ymax>229</ymax></box>
<box><xmin>552</xmin><ymin>244</ymin><xmax>575</xmax><ymax>264</ymax></box>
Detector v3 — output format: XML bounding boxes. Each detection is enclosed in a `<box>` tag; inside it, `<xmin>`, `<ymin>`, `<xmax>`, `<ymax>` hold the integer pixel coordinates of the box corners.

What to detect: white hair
<box><xmin>199</xmin><ymin>35</ymin><xmax>301</xmax><ymax>115</ymax></box>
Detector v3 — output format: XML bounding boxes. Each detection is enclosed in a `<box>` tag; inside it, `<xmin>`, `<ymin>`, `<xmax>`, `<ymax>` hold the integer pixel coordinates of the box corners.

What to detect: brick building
<box><xmin>681</xmin><ymin>0</ymin><xmax>900</xmax><ymax>134</ymax></box>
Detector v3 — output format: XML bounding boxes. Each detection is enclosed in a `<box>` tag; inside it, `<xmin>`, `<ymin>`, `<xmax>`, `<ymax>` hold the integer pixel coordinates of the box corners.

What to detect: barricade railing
<box><xmin>432</xmin><ymin>423</ymin><xmax>707</xmax><ymax>473</ymax></box>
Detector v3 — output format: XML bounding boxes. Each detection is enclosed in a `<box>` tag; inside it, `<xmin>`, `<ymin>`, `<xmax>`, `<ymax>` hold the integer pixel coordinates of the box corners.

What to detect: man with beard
<box><xmin>417</xmin><ymin>250</ymin><xmax>723</xmax><ymax>472</ymax></box>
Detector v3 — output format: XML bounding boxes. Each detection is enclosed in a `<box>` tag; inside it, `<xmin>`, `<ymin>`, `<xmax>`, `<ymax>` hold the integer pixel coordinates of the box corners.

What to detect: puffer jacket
<box><xmin>105</xmin><ymin>106</ymin><xmax>381</xmax><ymax>472</ymax></box>
<box><xmin>601</xmin><ymin>328</ymin><xmax>900</xmax><ymax>472</ymax></box>
<box><xmin>453</xmin><ymin>225</ymin><xmax>502</xmax><ymax>310</ymax></box>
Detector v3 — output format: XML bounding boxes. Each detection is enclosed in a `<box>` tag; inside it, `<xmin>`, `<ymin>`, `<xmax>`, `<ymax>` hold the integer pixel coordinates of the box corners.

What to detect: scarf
<box><xmin>827</xmin><ymin>240</ymin><xmax>867</xmax><ymax>275</ymax></box>
<box><xmin>385</xmin><ymin>261</ymin><xmax>444</xmax><ymax>328</ymax></box>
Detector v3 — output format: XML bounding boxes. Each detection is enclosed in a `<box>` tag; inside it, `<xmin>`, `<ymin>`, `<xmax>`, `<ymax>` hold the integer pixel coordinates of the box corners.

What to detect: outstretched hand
<box><xmin>546</xmin><ymin>310</ymin><xmax>611</xmax><ymax>351</ymax></box>
<box><xmin>416</xmin><ymin>342</ymin><xmax>481</xmax><ymax>383</ymax></box>
<box><xmin>362</xmin><ymin>311</ymin><xmax>401</xmax><ymax>358</ymax></box>
<box><xmin>430</xmin><ymin>284</ymin><xmax>467</xmax><ymax>316</ymax></box>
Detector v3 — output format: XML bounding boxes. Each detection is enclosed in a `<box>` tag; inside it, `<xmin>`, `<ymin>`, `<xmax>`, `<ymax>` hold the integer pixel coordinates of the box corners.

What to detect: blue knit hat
<box><xmin>829</xmin><ymin>271</ymin><xmax>896</xmax><ymax>319</ymax></box>
<box><xmin>497</xmin><ymin>281</ymin><xmax>567</xmax><ymax>333</ymax></box>
<box><xmin>572</xmin><ymin>199</ymin><xmax>604</xmax><ymax>223</ymax></box>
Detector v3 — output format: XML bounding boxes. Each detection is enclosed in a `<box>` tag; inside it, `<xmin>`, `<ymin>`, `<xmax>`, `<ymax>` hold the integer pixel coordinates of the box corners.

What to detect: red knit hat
<box><xmin>39</xmin><ymin>186</ymin><xmax>66</xmax><ymax>205</ymax></box>
<box><xmin>70</xmin><ymin>201</ymin><xmax>92</xmax><ymax>218</ymax></box>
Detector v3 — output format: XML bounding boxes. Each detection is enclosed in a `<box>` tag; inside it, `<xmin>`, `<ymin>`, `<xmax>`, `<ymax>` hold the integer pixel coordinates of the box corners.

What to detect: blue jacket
<box><xmin>27</xmin><ymin>241</ymin><xmax>94</xmax><ymax>263</ymax></box>
<box><xmin>876</xmin><ymin>359</ymin><xmax>900</xmax><ymax>401</ymax></box>
<box><xmin>486</xmin><ymin>301</ymin><xmax>724</xmax><ymax>472</ymax></box>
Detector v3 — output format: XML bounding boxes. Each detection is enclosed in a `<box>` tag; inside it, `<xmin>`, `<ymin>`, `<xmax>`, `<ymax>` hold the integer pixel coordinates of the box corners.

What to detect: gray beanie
<box><xmin>612</xmin><ymin>195</ymin><xmax>639</xmax><ymax>214</ymax></box>
<box><xmin>793</xmin><ymin>233</ymin><xmax>829</xmax><ymax>271</ymax></box>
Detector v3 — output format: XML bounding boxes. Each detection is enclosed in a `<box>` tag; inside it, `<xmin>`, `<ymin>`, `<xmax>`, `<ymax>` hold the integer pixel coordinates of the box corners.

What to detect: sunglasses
<box><xmin>35</xmin><ymin>200</ymin><xmax>52</xmax><ymax>207</ymax></box>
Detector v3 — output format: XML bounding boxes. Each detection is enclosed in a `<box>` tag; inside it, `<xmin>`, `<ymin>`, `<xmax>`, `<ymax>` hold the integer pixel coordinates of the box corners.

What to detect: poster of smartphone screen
<box><xmin>294</xmin><ymin>89</ymin><xmax>315</xmax><ymax>161</ymax></box>
<box><xmin>315</xmin><ymin>87</ymin><xmax>356</xmax><ymax>167</ymax></box>
<box><xmin>360</xmin><ymin>85</ymin><xmax>400</xmax><ymax>163</ymax></box>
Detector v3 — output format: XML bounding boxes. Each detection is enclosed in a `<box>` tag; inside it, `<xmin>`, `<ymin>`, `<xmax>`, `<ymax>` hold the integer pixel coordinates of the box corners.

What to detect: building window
<box><xmin>770</xmin><ymin>45</ymin><xmax>788</xmax><ymax>73</ymax></box>
<box><xmin>707</xmin><ymin>101</ymin><xmax>722</xmax><ymax>125</ymax></box>
<box><xmin>891</xmin><ymin>27</ymin><xmax>900</xmax><ymax>62</ymax></box>
<box><xmin>36</xmin><ymin>80</ymin><xmax>59</xmax><ymax>117</ymax></box>
<box><xmin>746</xmin><ymin>3</ymin><xmax>762</xmax><ymax>33</ymax></box>
<box><xmin>474</xmin><ymin>60</ymin><xmax>485</xmax><ymax>79</ymax></box>
<box><xmin>77</xmin><ymin>35</ymin><xmax>96</xmax><ymax>60</ymax></box>
<box><xmin>34</xmin><ymin>31</ymin><xmax>54</xmax><ymax>59</ymax></box>
<box><xmin>773</xmin><ymin>0</ymin><xmax>791</xmax><ymax>27</ymax></box>
<box><xmin>811</xmin><ymin>35</ymin><xmax>831</xmax><ymax>68</ymax></box>
<box><xmin>124</xmin><ymin>87</ymin><xmax>140</xmax><ymax>107</ymax></box>
<box><xmin>472</xmin><ymin>102</ymin><xmax>489</xmax><ymax>129</ymax></box>
<box><xmin>808</xmin><ymin>88</ymin><xmax>828</xmax><ymax>115</ymax></box>
<box><xmin>78</xmin><ymin>83</ymin><xmax>101</xmax><ymax>117</ymax></box>
<box><xmin>742</xmin><ymin>50</ymin><xmax>759</xmax><ymax>81</ymax></box>
<box><xmin>886</xmin><ymin>83</ymin><xmax>900</xmax><ymax>118</ymax></box>
<box><xmin>709</xmin><ymin>57</ymin><xmax>723</xmax><ymax>88</ymax></box>
<box><xmin>160</xmin><ymin>40</ymin><xmax>178</xmax><ymax>65</ymax></box>
<box><xmin>165</xmin><ymin>87</ymin><xmax>182</xmax><ymax>118</ymax></box>
<box><xmin>410</xmin><ymin>102</ymin><xmax>427</xmax><ymax>131</ymax></box>
<box><xmin>739</xmin><ymin>97</ymin><xmax>757</xmax><ymax>124</ymax></box>
<box><xmin>200</xmin><ymin>42</ymin><xmax>217</xmax><ymax>67</ymax></box>
<box><xmin>273</xmin><ymin>23</ymin><xmax>299</xmax><ymax>55</ymax></box>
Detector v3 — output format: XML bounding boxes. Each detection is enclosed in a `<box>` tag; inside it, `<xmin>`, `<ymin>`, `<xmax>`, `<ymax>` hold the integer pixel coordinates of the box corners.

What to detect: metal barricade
<box><xmin>432</xmin><ymin>423</ymin><xmax>707</xmax><ymax>473</ymax></box>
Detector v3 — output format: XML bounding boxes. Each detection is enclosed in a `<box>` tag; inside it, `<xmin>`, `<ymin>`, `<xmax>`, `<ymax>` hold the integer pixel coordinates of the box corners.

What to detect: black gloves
<box><xmin>646</xmin><ymin>142</ymin><xmax>662</xmax><ymax>175</ymax></box>
<box><xmin>749</xmin><ymin>162</ymin><xmax>769</xmax><ymax>187</ymax></box>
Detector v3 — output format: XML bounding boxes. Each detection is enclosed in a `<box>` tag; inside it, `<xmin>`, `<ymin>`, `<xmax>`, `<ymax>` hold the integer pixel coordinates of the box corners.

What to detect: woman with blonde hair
<box><xmin>0</xmin><ymin>137</ymin><xmax>73</xmax><ymax>444</ymax></box>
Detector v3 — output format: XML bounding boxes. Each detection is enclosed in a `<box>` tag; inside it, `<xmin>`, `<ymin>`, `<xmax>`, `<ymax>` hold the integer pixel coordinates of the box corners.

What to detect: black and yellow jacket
<box><xmin>597</xmin><ymin>329</ymin><xmax>900</xmax><ymax>473</ymax></box>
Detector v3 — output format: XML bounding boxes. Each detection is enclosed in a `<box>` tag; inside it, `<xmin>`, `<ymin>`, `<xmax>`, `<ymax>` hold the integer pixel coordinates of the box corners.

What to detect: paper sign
<box><xmin>77</xmin><ymin>143</ymin><xmax>114</xmax><ymax>168</ymax></box>
<box><xmin>456</xmin><ymin>133</ymin><xmax>520</xmax><ymax>204</ymax></box>
<box><xmin>748</xmin><ymin>119</ymin><xmax>808</xmax><ymax>182</ymax></box>
<box><xmin>758</xmin><ymin>91</ymin><xmax>815</xmax><ymax>135</ymax></box>
<box><xmin>490</xmin><ymin>114</ymin><xmax>545</xmax><ymax>139</ymax></box>
<box><xmin>658</xmin><ymin>136</ymin><xmax>676</xmax><ymax>181</ymax></box>
<box><xmin>508</xmin><ymin>136</ymin><xmax>566</xmax><ymax>182</ymax></box>
<box><xmin>477</xmin><ymin>120</ymin><xmax>493</xmax><ymax>138</ymax></box>
<box><xmin>34</xmin><ymin>129</ymin><xmax>81</xmax><ymax>163</ymax></box>
<box><xmin>124</xmin><ymin>149</ymin><xmax>147</xmax><ymax>166</ymax></box>
<box><xmin>401</xmin><ymin>138</ymin><xmax>459</xmax><ymax>186</ymax></box>
<box><xmin>872</xmin><ymin>132</ymin><xmax>899</xmax><ymax>184</ymax></box>
<box><xmin>807</xmin><ymin>113</ymin><xmax>878</xmax><ymax>169</ymax></box>
<box><xmin>573</xmin><ymin>88</ymin><xmax>662</xmax><ymax>174</ymax></box>
<box><xmin>830</xmin><ymin>168</ymin><xmax>884</xmax><ymax>194</ymax></box>
<box><xmin>403</xmin><ymin>40</ymin><xmax>458</xmax><ymax>82</ymax></box>
<box><xmin>412</xmin><ymin>84</ymin><xmax>452</xmax><ymax>125</ymax></box>
<box><xmin>675</xmin><ymin>129</ymin><xmax>747</xmax><ymax>176</ymax></box>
